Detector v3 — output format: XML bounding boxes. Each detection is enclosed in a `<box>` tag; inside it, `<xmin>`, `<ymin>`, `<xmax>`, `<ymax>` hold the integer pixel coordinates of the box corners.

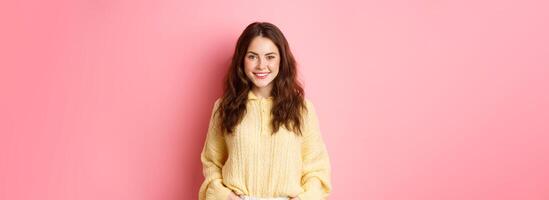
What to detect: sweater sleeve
<box><xmin>297</xmin><ymin>100</ymin><xmax>332</xmax><ymax>200</ymax></box>
<box><xmin>198</xmin><ymin>99</ymin><xmax>233</xmax><ymax>200</ymax></box>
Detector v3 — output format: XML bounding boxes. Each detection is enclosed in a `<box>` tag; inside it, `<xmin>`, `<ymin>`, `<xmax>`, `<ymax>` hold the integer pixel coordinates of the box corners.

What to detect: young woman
<box><xmin>198</xmin><ymin>22</ymin><xmax>331</xmax><ymax>200</ymax></box>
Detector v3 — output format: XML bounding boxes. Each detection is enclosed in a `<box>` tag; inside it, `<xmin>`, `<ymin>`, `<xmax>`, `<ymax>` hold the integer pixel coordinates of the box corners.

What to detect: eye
<box><xmin>267</xmin><ymin>55</ymin><xmax>276</xmax><ymax>60</ymax></box>
<box><xmin>247</xmin><ymin>55</ymin><xmax>256</xmax><ymax>60</ymax></box>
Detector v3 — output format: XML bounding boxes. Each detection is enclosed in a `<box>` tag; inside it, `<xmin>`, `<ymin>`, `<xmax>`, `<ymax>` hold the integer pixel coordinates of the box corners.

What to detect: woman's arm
<box><xmin>296</xmin><ymin>100</ymin><xmax>332</xmax><ymax>200</ymax></box>
<box><xmin>198</xmin><ymin>99</ymin><xmax>235</xmax><ymax>200</ymax></box>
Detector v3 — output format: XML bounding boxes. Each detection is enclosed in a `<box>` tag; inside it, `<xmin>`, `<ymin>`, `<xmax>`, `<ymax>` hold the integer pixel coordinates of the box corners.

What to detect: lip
<box><xmin>253</xmin><ymin>72</ymin><xmax>270</xmax><ymax>79</ymax></box>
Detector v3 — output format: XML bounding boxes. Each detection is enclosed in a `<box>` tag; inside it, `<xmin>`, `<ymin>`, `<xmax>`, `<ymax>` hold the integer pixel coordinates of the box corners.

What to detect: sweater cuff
<box><xmin>206</xmin><ymin>179</ymin><xmax>233</xmax><ymax>200</ymax></box>
<box><xmin>296</xmin><ymin>178</ymin><xmax>324</xmax><ymax>200</ymax></box>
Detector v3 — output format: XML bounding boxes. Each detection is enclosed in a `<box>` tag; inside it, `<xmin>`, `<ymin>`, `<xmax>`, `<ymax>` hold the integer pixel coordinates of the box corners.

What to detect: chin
<box><xmin>253</xmin><ymin>84</ymin><xmax>268</xmax><ymax>88</ymax></box>
<box><xmin>252</xmin><ymin>81</ymin><xmax>272</xmax><ymax>88</ymax></box>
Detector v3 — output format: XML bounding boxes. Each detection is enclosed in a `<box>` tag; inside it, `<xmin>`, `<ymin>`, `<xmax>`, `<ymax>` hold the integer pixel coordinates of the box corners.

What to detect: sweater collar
<box><xmin>247</xmin><ymin>90</ymin><xmax>274</xmax><ymax>101</ymax></box>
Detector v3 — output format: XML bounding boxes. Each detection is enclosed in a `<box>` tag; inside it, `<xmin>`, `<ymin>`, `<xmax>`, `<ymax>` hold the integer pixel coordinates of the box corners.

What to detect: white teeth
<box><xmin>254</xmin><ymin>73</ymin><xmax>269</xmax><ymax>77</ymax></box>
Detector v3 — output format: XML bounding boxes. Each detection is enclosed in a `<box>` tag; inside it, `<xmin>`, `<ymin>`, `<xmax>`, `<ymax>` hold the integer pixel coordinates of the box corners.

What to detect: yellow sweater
<box><xmin>198</xmin><ymin>91</ymin><xmax>332</xmax><ymax>200</ymax></box>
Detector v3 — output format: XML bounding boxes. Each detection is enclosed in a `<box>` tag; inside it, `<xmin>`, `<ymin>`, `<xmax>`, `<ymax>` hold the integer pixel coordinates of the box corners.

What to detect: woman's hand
<box><xmin>227</xmin><ymin>192</ymin><xmax>242</xmax><ymax>200</ymax></box>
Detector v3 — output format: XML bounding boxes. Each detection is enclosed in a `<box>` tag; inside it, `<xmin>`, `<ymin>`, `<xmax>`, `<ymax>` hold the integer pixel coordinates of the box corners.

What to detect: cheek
<box><xmin>243</xmin><ymin>60</ymin><xmax>254</xmax><ymax>73</ymax></box>
<box><xmin>271</xmin><ymin>60</ymin><xmax>280</xmax><ymax>73</ymax></box>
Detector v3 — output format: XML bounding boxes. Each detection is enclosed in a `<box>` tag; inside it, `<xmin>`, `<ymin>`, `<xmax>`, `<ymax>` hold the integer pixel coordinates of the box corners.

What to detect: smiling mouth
<box><xmin>253</xmin><ymin>72</ymin><xmax>270</xmax><ymax>79</ymax></box>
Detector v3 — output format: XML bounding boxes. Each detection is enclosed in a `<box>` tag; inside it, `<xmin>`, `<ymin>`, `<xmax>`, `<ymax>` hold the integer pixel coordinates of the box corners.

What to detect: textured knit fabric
<box><xmin>198</xmin><ymin>91</ymin><xmax>332</xmax><ymax>200</ymax></box>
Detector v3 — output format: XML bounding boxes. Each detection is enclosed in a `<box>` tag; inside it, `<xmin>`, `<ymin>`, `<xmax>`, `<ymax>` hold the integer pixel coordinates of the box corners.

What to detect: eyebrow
<box><xmin>246</xmin><ymin>51</ymin><xmax>278</xmax><ymax>56</ymax></box>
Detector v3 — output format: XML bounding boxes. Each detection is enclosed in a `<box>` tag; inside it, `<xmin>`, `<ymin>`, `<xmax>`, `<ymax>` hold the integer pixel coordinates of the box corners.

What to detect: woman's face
<box><xmin>244</xmin><ymin>36</ymin><xmax>280</xmax><ymax>91</ymax></box>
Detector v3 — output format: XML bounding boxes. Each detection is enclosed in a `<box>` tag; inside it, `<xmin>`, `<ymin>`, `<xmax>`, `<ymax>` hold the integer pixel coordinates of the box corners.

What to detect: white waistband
<box><xmin>240</xmin><ymin>196</ymin><xmax>289</xmax><ymax>200</ymax></box>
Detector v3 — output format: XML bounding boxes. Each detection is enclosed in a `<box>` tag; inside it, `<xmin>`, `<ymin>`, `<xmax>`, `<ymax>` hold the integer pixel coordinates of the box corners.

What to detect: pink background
<box><xmin>1</xmin><ymin>0</ymin><xmax>548</xmax><ymax>199</ymax></box>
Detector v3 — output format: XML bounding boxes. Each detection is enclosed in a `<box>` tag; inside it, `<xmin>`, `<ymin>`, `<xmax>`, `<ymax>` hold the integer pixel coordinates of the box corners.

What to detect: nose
<box><xmin>257</xmin><ymin>57</ymin><xmax>268</xmax><ymax>69</ymax></box>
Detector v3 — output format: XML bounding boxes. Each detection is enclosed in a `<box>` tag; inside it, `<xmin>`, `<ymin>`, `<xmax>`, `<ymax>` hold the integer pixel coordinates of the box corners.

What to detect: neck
<box><xmin>252</xmin><ymin>85</ymin><xmax>273</xmax><ymax>99</ymax></box>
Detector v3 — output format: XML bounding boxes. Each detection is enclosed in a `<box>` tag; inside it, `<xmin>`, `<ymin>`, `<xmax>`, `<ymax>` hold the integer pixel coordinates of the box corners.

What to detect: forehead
<box><xmin>247</xmin><ymin>36</ymin><xmax>279</xmax><ymax>53</ymax></box>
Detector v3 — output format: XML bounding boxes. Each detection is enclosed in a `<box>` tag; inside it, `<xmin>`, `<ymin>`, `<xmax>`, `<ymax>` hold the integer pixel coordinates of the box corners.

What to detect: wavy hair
<box><xmin>216</xmin><ymin>22</ymin><xmax>307</xmax><ymax>135</ymax></box>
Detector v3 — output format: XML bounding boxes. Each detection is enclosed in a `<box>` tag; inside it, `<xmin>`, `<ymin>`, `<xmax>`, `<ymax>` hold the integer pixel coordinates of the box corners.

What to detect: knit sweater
<box><xmin>198</xmin><ymin>91</ymin><xmax>332</xmax><ymax>200</ymax></box>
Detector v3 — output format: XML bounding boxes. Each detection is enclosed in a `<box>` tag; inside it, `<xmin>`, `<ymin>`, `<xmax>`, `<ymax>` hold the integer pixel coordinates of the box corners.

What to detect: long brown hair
<box><xmin>217</xmin><ymin>22</ymin><xmax>307</xmax><ymax>135</ymax></box>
